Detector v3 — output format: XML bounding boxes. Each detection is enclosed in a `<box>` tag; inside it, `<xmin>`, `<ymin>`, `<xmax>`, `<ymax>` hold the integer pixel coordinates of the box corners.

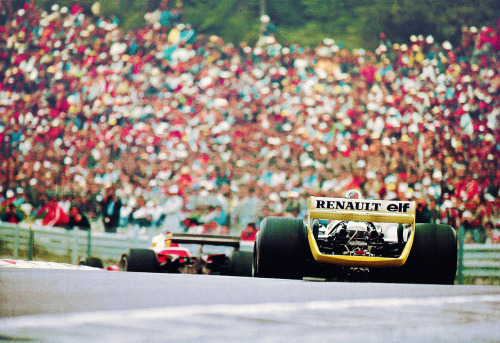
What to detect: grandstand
<box><xmin>0</xmin><ymin>1</ymin><xmax>498</xmax><ymax>242</ymax></box>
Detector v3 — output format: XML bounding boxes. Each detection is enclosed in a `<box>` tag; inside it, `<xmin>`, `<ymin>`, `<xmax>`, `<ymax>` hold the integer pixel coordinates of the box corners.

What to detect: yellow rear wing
<box><xmin>307</xmin><ymin>196</ymin><xmax>416</xmax><ymax>268</ymax></box>
<box><xmin>308</xmin><ymin>196</ymin><xmax>416</xmax><ymax>224</ymax></box>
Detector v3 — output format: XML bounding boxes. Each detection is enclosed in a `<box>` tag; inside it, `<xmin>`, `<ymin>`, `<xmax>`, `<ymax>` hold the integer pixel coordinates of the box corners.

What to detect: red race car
<box><xmin>119</xmin><ymin>231</ymin><xmax>253</xmax><ymax>276</ymax></box>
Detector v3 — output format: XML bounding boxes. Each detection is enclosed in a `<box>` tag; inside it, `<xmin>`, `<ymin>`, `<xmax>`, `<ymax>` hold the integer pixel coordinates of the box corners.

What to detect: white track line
<box><xmin>0</xmin><ymin>259</ymin><xmax>101</xmax><ymax>270</ymax></box>
<box><xmin>1</xmin><ymin>295</ymin><xmax>499</xmax><ymax>330</ymax></box>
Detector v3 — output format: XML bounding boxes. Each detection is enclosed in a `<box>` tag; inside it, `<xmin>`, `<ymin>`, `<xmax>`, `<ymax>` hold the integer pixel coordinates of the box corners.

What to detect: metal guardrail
<box><xmin>0</xmin><ymin>222</ymin><xmax>151</xmax><ymax>264</ymax></box>
<box><xmin>1</xmin><ymin>222</ymin><xmax>499</xmax><ymax>283</ymax></box>
<box><xmin>458</xmin><ymin>244</ymin><xmax>500</xmax><ymax>278</ymax></box>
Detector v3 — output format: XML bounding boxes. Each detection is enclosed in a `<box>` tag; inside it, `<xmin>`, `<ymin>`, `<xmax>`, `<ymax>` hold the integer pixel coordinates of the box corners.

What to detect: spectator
<box><xmin>0</xmin><ymin>2</ymin><xmax>497</xmax><ymax>243</ymax></box>
<box><xmin>187</xmin><ymin>218</ymin><xmax>204</xmax><ymax>234</ymax></box>
<box><xmin>217</xmin><ymin>225</ymin><xmax>230</xmax><ymax>235</ymax></box>
<box><xmin>490</xmin><ymin>220</ymin><xmax>500</xmax><ymax>244</ymax></box>
<box><xmin>240</xmin><ymin>222</ymin><xmax>258</xmax><ymax>241</ymax></box>
<box><xmin>1</xmin><ymin>190</ymin><xmax>16</xmax><ymax>207</ymax></box>
<box><xmin>484</xmin><ymin>221</ymin><xmax>495</xmax><ymax>243</ymax></box>
<box><xmin>200</xmin><ymin>205</ymin><xmax>228</xmax><ymax>227</ymax></box>
<box><xmin>1</xmin><ymin>203</ymin><xmax>23</xmax><ymax>224</ymax></box>
<box><xmin>128</xmin><ymin>196</ymin><xmax>154</xmax><ymax>228</ymax></box>
<box><xmin>101</xmin><ymin>186</ymin><xmax>122</xmax><ymax>233</ymax></box>
<box><xmin>461</xmin><ymin>211</ymin><xmax>478</xmax><ymax>244</ymax></box>
<box><xmin>257</xmin><ymin>14</ymin><xmax>277</xmax><ymax>47</ymax></box>
<box><xmin>36</xmin><ymin>196</ymin><xmax>69</xmax><ymax>227</ymax></box>
<box><xmin>201</xmin><ymin>220</ymin><xmax>219</xmax><ymax>235</ymax></box>
<box><xmin>415</xmin><ymin>198</ymin><xmax>432</xmax><ymax>223</ymax></box>
<box><xmin>181</xmin><ymin>217</ymin><xmax>198</xmax><ymax>233</ymax></box>
<box><xmin>66</xmin><ymin>205</ymin><xmax>91</xmax><ymax>231</ymax></box>
<box><xmin>428</xmin><ymin>198</ymin><xmax>441</xmax><ymax>224</ymax></box>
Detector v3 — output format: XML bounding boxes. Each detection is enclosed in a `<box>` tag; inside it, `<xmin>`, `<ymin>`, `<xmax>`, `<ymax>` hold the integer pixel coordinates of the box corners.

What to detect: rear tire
<box><xmin>120</xmin><ymin>248</ymin><xmax>159</xmax><ymax>273</ymax></box>
<box><xmin>83</xmin><ymin>256</ymin><xmax>104</xmax><ymax>269</ymax></box>
<box><xmin>231</xmin><ymin>251</ymin><xmax>253</xmax><ymax>276</ymax></box>
<box><xmin>253</xmin><ymin>217</ymin><xmax>310</xmax><ymax>279</ymax></box>
<box><xmin>374</xmin><ymin>224</ymin><xmax>457</xmax><ymax>284</ymax></box>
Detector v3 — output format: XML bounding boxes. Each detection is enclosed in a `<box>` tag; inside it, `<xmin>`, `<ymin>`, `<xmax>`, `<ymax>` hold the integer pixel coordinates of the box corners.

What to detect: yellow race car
<box><xmin>253</xmin><ymin>190</ymin><xmax>457</xmax><ymax>284</ymax></box>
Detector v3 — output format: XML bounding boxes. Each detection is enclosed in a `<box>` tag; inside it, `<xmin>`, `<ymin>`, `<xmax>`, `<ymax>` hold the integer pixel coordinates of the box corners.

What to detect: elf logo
<box><xmin>315</xmin><ymin>200</ymin><xmax>411</xmax><ymax>213</ymax></box>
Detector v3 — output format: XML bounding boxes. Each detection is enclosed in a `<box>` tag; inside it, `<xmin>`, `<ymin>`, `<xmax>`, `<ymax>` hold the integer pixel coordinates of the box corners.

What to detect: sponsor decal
<box><xmin>313</xmin><ymin>198</ymin><xmax>412</xmax><ymax>213</ymax></box>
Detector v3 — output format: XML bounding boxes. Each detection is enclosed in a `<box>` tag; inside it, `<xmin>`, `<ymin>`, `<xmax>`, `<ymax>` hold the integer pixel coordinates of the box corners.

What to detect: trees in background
<box><xmin>27</xmin><ymin>0</ymin><xmax>500</xmax><ymax>48</ymax></box>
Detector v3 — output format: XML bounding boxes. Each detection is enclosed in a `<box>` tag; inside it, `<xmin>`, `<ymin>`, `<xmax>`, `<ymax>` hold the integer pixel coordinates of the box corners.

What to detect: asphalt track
<box><xmin>0</xmin><ymin>269</ymin><xmax>499</xmax><ymax>342</ymax></box>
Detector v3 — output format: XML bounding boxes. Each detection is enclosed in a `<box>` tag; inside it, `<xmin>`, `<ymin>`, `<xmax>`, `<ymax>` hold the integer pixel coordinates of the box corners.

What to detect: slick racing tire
<box><xmin>231</xmin><ymin>251</ymin><xmax>253</xmax><ymax>276</ymax></box>
<box><xmin>375</xmin><ymin>224</ymin><xmax>457</xmax><ymax>284</ymax></box>
<box><xmin>120</xmin><ymin>248</ymin><xmax>159</xmax><ymax>273</ymax></box>
<box><xmin>253</xmin><ymin>217</ymin><xmax>310</xmax><ymax>279</ymax></box>
<box><xmin>83</xmin><ymin>256</ymin><xmax>104</xmax><ymax>269</ymax></box>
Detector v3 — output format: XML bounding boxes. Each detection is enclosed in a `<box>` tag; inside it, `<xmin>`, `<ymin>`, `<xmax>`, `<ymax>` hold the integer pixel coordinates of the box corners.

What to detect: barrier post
<box><xmin>457</xmin><ymin>225</ymin><xmax>464</xmax><ymax>285</ymax></box>
<box><xmin>87</xmin><ymin>229</ymin><xmax>92</xmax><ymax>258</ymax></box>
<box><xmin>132</xmin><ymin>225</ymin><xmax>139</xmax><ymax>247</ymax></box>
<box><xmin>72</xmin><ymin>227</ymin><xmax>78</xmax><ymax>265</ymax></box>
<box><xmin>13</xmin><ymin>225</ymin><xmax>19</xmax><ymax>259</ymax></box>
<box><xmin>28</xmin><ymin>227</ymin><xmax>34</xmax><ymax>261</ymax></box>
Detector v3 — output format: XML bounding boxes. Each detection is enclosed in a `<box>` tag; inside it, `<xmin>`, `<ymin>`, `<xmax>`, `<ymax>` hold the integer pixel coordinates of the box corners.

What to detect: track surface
<box><xmin>1</xmin><ymin>269</ymin><xmax>499</xmax><ymax>342</ymax></box>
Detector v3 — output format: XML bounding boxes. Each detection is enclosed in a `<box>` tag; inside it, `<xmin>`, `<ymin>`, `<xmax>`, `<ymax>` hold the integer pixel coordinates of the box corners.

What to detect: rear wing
<box><xmin>307</xmin><ymin>196</ymin><xmax>416</xmax><ymax>268</ymax></box>
<box><xmin>308</xmin><ymin>196</ymin><xmax>416</xmax><ymax>224</ymax></box>
<box><xmin>172</xmin><ymin>233</ymin><xmax>241</xmax><ymax>248</ymax></box>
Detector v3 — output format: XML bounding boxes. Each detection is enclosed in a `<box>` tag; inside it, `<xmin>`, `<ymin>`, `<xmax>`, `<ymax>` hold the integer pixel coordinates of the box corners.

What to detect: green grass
<box><xmin>0</xmin><ymin>241</ymin><xmax>118</xmax><ymax>267</ymax></box>
<box><xmin>460</xmin><ymin>276</ymin><xmax>500</xmax><ymax>286</ymax></box>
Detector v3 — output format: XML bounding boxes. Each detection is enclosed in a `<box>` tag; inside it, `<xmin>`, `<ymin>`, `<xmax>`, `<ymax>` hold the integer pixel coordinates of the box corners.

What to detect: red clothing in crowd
<box><xmin>240</xmin><ymin>228</ymin><xmax>258</xmax><ymax>241</ymax></box>
<box><xmin>37</xmin><ymin>202</ymin><xmax>69</xmax><ymax>227</ymax></box>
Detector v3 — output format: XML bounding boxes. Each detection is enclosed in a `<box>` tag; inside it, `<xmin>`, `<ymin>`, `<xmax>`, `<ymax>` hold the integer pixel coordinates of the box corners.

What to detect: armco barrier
<box><xmin>1</xmin><ymin>222</ymin><xmax>499</xmax><ymax>282</ymax></box>
<box><xmin>0</xmin><ymin>222</ymin><xmax>151</xmax><ymax>265</ymax></box>
<box><xmin>460</xmin><ymin>244</ymin><xmax>500</xmax><ymax>278</ymax></box>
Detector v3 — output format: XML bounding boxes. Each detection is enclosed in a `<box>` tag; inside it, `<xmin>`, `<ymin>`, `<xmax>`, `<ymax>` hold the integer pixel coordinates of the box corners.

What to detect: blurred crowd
<box><xmin>0</xmin><ymin>1</ymin><xmax>499</xmax><ymax>243</ymax></box>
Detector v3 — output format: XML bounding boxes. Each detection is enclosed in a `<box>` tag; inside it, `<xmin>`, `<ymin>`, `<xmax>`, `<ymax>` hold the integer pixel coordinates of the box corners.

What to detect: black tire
<box><xmin>397</xmin><ymin>224</ymin><xmax>405</xmax><ymax>242</ymax></box>
<box><xmin>83</xmin><ymin>256</ymin><xmax>104</xmax><ymax>269</ymax></box>
<box><xmin>231</xmin><ymin>251</ymin><xmax>253</xmax><ymax>276</ymax></box>
<box><xmin>120</xmin><ymin>248</ymin><xmax>159</xmax><ymax>273</ymax></box>
<box><xmin>375</xmin><ymin>224</ymin><xmax>457</xmax><ymax>284</ymax></box>
<box><xmin>253</xmin><ymin>217</ymin><xmax>310</xmax><ymax>279</ymax></box>
<box><xmin>311</xmin><ymin>219</ymin><xmax>320</xmax><ymax>239</ymax></box>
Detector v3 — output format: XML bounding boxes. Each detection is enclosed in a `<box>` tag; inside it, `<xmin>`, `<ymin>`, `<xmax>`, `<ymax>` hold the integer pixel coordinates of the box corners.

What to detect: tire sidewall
<box><xmin>402</xmin><ymin>224</ymin><xmax>457</xmax><ymax>284</ymax></box>
<box><xmin>254</xmin><ymin>217</ymin><xmax>309</xmax><ymax>279</ymax></box>
<box><xmin>126</xmin><ymin>248</ymin><xmax>159</xmax><ymax>273</ymax></box>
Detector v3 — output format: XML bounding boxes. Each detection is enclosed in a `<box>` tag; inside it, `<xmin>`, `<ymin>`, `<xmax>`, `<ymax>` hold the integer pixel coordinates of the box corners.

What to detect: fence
<box><xmin>0</xmin><ymin>222</ymin><xmax>152</xmax><ymax>264</ymax></box>
<box><xmin>1</xmin><ymin>222</ymin><xmax>499</xmax><ymax>284</ymax></box>
<box><xmin>457</xmin><ymin>243</ymin><xmax>500</xmax><ymax>282</ymax></box>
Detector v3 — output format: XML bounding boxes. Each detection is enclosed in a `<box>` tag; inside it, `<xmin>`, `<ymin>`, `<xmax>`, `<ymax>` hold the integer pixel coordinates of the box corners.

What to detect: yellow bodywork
<box><xmin>307</xmin><ymin>196</ymin><xmax>416</xmax><ymax>268</ymax></box>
